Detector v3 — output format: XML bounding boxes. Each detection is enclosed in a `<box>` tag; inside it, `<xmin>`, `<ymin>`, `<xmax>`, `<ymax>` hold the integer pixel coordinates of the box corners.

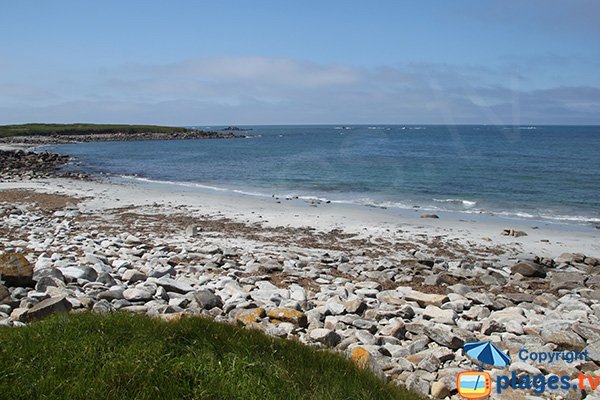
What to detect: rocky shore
<box><xmin>1</xmin><ymin>181</ymin><xmax>599</xmax><ymax>399</ymax></box>
<box><xmin>0</xmin><ymin>129</ymin><xmax>250</xmax><ymax>146</ymax></box>
<box><xmin>0</xmin><ymin>150</ymin><xmax>86</xmax><ymax>181</ymax></box>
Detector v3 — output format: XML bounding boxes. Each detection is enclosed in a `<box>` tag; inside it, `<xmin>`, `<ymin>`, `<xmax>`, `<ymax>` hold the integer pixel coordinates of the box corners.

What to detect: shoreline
<box><xmin>2</xmin><ymin>145</ymin><xmax>600</xmax><ymax>399</ymax></box>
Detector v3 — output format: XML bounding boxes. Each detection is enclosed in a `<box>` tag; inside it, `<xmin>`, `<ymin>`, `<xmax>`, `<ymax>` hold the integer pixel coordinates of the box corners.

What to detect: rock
<box><xmin>25</xmin><ymin>296</ymin><xmax>71</xmax><ymax>321</ymax></box>
<box><xmin>421</xmin><ymin>214</ymin><xmax>439</xmax><ymax>219</ymax></box>
<box><xmin>355</xmin><ymin>330</ymin><xmax>377</xmax><ymax>345</ymax></box>
<box><xmin>501</xmin><ymin>229</ymin><xmax>527</xmax><ymax>237</ymax></box>
<box><xmin>155</xmin><ymin>277</ymin><xmax>194</xmax><ymax>294</ymax></box>
<box><xmin>0</xmin><ymin>284</ymin><xmax>10</xmax><ymax>304</ymax></box>
<box><xmin>352</xmin><ymin>319</ymin><xmax>377</xmax><ymax>333</ymax></box>
<box><xmin>431</xmin><ymin>380</ymin><xmax>452</xmax><ymax>399</ymax></box>
<box><xmin>379</xmin><ymin>320</ymin><xmax>406</xmax><ymax>339</ymax></box>
<box><xmin>234</xmin><ymin>308</ymin><xmax>266</xmax><ymax>326</ymax></box>
<box><xmin>585</xmin><ymin>340</ymin><xmax>600</xmax><ymax>364</ymax></box>
<box><xmin>98</xmin><ymin>289</ymin><xmax>124</xmax><ymax>301</ymax></box>
<box><xmin>542</xmin><ymin>330</ymin><xmax>586</xmax><ymax>351</ymax></box>
<box><xmin>92</xmin><ymin>299</ymin><xmax>114</xmax><ymax>313</ymax></box>
<box><xmin>185</xmin><ymin>224</ymin><xmax>200</xmax><ymax>237</ymax></box>
<box><xmin>0</xmin><ymin>253</ymin><xmax>33</xmax><ymax>287</ymax></box>
<box><xmin>326</xmin><ymin>298</ymin><xmax>346</xmax><ymax>315</ymax></box>
<box><xmin>550</xmin><ymin>272</ymin><xmax>585</xmax><ymax>291</ymax></box>
<box><xmin>122</xmin><ymin>269</ymin><xmax>147</xmax><ymax>283</ymax></box>
<box><xmin>572</xmin><ymin>322</ymin><xmax>600</xmax><ymax>342</ymax></box>
<box><xmin>481</xmin><ymin>319</ymin><xmax>505</xmax><ymax>335</ymax></box>
<box><xmin>96</xmin><ymin>272</ymin><xmax>117</xmax><ymax>287</ymax></box>
<box><xmin>404</xmin><ymin>290</ymin><xmax>448</xmax><ymax>307</ymax></box>
<box><xmin>511</xmin><ymin>261</ymin><xmax>546</xmax><ymax>278</ymax></box>
<box><xmin>58</xmin><ymin>266</ymin><xmax>98</xmax><ymax>282</ymax></box>
<box><xmin>124</xmin><ymin>234</ymin><xmax>142</xmax><ymax>245</ymax></box>
<box><xmin>350</xmin><ymin>346</ymin><xmax>385</xmax><ymax>379</ymax></box>
<box><xmin>267</xmin><ymin>307</ymin><xmax>308</xmax><ymax>327</ymax></box>
<box><xmin>406</xmin><ymin>322</ymin><xmax>466</xmax><ymax>350</ymax></box>
<box><xmin>555</xmin><ymin>252</ymin><xmax>584</xmax><ymax>264</ymax></box>
<box><xmin>350</xmin><ymin>346</ymin><xmax>373</xmax><ymax>369</ymax></box>
<box><xmin>123</xmin><ymin>288</ymin><xmax>153</xmax><ymax>302</ymax></box>
<box><xmin>584</xmin><ymin>257</ymin><xmax>599</xmax><ymax>266</ymax></box>
<box><xmin>418</xmin><ymin>354</ymin><xmax>441</xmax><ymax>373</ymax></box>
<box><xmin>422</xmin><ymin>305</ymin><xmax>457</xmax><ymax>325</ymax></box>
<box><xmin>35</xmin><ymin>276</ymin><xmax>63</xmax><ymax>292</ymax></box>
<box><xmin>309</xmin><ymin>329</ymin><xmax>341</xmax><ymax>347</ymax></box>
<box><xmin>194</xmin><ymin>289</ymin><xmax>222</xmax><ymax>310</ymax></box>
<box><xmin>345</xmin><ymin>298</ymin><xmax>367</xmax><ymax>315</ymax></box>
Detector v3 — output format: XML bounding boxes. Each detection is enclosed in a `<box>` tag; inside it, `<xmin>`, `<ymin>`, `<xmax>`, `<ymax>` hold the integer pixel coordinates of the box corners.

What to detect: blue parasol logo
<box><xmin>464</xmin><ymin>341</ymin><xmax>511</xmax><ymax>369</ymax></box>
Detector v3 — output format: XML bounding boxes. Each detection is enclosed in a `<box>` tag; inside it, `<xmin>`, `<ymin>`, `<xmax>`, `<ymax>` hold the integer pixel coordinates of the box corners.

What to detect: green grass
<box><xmin>0</xmin><ymin>123</ymin><xmax>190</xmax><ymax>137</ymax></box>
<box><xmin>0</xmin><ymin>313</ymin><xmax>423</xmax><ymax>400</ymax></box>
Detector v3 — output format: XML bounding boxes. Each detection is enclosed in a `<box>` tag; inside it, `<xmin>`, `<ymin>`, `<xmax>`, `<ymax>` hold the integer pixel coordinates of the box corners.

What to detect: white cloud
<box><xmin>1</xmin><ymin>56</ymin><xmax>599</xmax><ymax>125</ymax></box>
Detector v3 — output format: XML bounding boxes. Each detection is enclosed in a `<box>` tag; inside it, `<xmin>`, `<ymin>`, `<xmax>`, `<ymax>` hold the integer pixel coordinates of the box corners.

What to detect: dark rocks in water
<box><xmin>0</xmin><ymin>150</ymin><xmax>70</xmax><ymax>180</ymax></box>
<box><xmin>0</xmin><ymin>253</ymin><xmax>34</xmax><ymax>287</ymax></box>
<box><xmin>221</xmin><ymin>126</ymin><xmax>252</xmax><ymax>131</ymax></box>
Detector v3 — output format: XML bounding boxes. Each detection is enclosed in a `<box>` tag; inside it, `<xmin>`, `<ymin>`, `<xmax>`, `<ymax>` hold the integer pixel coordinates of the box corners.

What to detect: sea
<box><xmin>46</xmin><ymin>125</ymin><xmax>600</xmax><ymax>228</ymax></box>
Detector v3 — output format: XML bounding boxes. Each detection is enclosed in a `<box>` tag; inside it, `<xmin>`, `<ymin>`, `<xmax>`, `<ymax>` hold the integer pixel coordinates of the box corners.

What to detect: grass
<box><xmin>0</xmin><ymin>313</ymin><xmax>424</xmax><ymax>400</ymax></box>
<box><xmin>0</xmin><ymin>123</ymin><xmax>190</xmax><ymax>137</ymax></box>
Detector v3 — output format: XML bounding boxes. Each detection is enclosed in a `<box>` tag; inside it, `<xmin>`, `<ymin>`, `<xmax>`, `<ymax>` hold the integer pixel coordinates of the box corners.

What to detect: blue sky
<box><xmin>1</xmin><ymin>0</ymin><xmax>599</xmax><ymax>125</ymax></box>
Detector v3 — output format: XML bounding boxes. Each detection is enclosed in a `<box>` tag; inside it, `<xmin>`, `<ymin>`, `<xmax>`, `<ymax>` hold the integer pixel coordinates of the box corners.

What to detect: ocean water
<box><xmin>48</xmin><ymin>125</ymin><xmax>600</xmax><ymax>226</ymax></box>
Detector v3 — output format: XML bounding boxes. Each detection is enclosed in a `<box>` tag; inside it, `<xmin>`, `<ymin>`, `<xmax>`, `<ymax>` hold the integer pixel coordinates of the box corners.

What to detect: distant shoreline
<box><xmin>0</xmin><ymin>123</ymin><xmax>251</xmax><ymax>145</ymax></box>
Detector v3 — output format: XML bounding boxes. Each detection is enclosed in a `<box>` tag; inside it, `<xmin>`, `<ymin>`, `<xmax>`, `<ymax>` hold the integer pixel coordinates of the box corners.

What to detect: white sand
<box><xmin>1</xmin><ymin>176</ymin><xmax>598</xmax><ymax>261</ymax></box>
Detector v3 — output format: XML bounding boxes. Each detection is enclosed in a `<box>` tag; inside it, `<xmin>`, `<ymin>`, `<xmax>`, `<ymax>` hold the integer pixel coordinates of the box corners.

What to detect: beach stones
<box><xmin>309</xmin><ymin>329</ymin><xmax>341</xmax><ymax>347</ymax></box>
<box><xmin>0</xmin><ymin>253</ymin><xmax>33</xmax><ymax>287</ymax></box>
<box><xmin>25</xmin><ymin>296</ymin><xmax>72</xmax><ymax>321</ymax></box>
<box><xmin>123</xmin><ymin>288</ymin><xmax>153</xmax><ymax>302</ymax></box>
<box><xmin>267</xmin><ymin>307</ymin><xmax>308</xmax><ymax>327</ymax></box>
<box><xmin>0</xmin><ymin>284</ymin><xmax>9</xmax><ymax>304</ymax></box>
<box><xmin>511</xmin><ymin>261</ymin><xmax>547</xmax><ymax>278</ymax></box>
<box><xmin>194</xmin><ymin>289</ymin><xmax>222</xmax><ymax>310</ymax></box>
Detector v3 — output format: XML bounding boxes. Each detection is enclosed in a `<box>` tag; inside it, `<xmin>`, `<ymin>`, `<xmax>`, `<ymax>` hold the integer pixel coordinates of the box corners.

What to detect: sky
<box><xmin>1</xmin><ymin>0</ymin><xmax>599</xmax><ymax>125</ymax></box>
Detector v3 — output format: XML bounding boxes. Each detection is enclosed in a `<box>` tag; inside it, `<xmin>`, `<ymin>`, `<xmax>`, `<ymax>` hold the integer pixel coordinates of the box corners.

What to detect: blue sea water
<box><xmin>47</xmin><ymin>125</ymin><xmax>600</xmax><ymax>226</ymax></box>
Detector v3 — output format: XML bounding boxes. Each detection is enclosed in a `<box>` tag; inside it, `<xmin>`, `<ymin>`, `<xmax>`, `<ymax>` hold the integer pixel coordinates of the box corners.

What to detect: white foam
<box><xmin>433</xmin><ymin>198</ymin><xmax>477</xmax><ymax>207</ymax></box>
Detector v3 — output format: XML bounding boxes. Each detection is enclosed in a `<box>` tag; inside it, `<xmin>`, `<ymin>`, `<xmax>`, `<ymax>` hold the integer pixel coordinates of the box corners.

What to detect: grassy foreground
<box><xmin>0</xmin><ymin>313</ymin><xmax>423</xmax><ymax>400</ymax></box>
<box><xmin>0</xmin><ymin>123</ymin><xmax>189</xmax><ymax>137</ymax></box>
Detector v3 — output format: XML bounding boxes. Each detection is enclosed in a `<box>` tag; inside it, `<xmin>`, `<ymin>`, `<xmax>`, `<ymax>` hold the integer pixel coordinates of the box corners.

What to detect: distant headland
<box><xmin>0</xmin><ymin>123</ymin><xmax>251</xmax><ymax>145</ymax></box>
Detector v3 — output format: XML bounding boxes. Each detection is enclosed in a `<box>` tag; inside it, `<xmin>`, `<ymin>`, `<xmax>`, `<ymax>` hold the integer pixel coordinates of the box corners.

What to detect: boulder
<box><xmin>309</xmin><ymin>329</ymin><xmax>341</xmax><ymax>347</ymax></box>
<box><xmin>194</xmin><ymin>289</ymin><xmax>222</xmax><ymax>310</ymax></box>
<box><xmin>0</xmin><ymin>284</ymin><xmax>10</xmax><ymax>304</ymax></box>
<box><xmin>122</xmin><ymin>270</ymin><xmax>147</xmax><ymax>283</ymax></box>
<box><xmin>25</xmin><ymin>296</ymin><xmax>71</xmax><ymax>321</ymax></box>
<box><xmin>585</xmin><ymin>340</ymin><xmax>600</xmax><ymax>364</ymax></box>
<box><xmin>0</xmin><ymin>253</ymin><xmax>33</xmax><ymax>287</ymax></box>
<box><xmin>542</xmin><ymin>330</ymin><xmax>586</xmax><ymax>351</ymax></box>
<box><xmin>58</xmin><ymin>266</ymin><xmax>98</xmax><ymax>282</ymax></box>
<box><xmin>122</xmin><ymin>288</ymin><xmax>153</xmax><ymax>302</ymax></box>
<box><xmin>155</xmin><ymin>277</ymin><xmax>194</xmax><ymax>294</ymax></box>
<box><xmin>431</xmin><ymin>380</ymin><xmax>452</xmax><ymax>399</ymax></box>
<box><xmin>511</xmin><ymin>261</ymin><xmax>546</xmax><ymax>278</ymax></box>
<box><xmin>404</xmin><ymin>290</ymin><xmax>449</xmax><ymax>307</ymax></box>
<box><xmin>267</xmin><ymin>307</ymin><xmax>307</xmax><ymax>327</ymax></box>
<box><xmin>234</xmin><ymin>308</ymin><xmax>266</xmax><ymax>326</ymax></box>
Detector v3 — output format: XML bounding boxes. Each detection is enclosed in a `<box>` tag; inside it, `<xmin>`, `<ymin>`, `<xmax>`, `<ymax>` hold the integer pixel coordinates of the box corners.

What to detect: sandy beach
<box><xmin>2</xmin><ymin>145</ymin><xmax>600</xmax><ymax>399</ymax></box>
